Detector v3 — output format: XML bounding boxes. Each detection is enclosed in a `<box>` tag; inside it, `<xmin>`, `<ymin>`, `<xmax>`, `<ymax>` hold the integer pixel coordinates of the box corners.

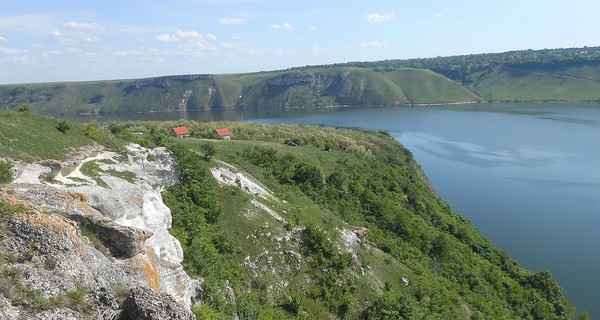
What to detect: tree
<box><xmin>200</xmin><ymin>142</ymin><xmax>216</xmax><ymax>161</ymax></box>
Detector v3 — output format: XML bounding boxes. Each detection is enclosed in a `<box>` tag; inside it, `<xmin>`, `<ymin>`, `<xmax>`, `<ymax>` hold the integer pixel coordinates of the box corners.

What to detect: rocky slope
<box><xmin>0</xmin><ymin>144</ymin><xmax>198</xmax><ymax>319</ymax></box>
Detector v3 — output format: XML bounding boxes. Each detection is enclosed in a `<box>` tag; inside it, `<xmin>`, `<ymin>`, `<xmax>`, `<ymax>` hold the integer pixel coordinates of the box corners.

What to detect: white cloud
<box><xmin>51</xmin><ymin>22</ymin><xmax>105</xmax><ymax>44</ymax></box>
<box><xmin>311</xmin><ymin>10</ymin><xmax>321</xmax><ymax>14</ymax></box>
<box><xmin>62</xmin><ymin>21</ymin><xmax>103</xmax><ymax>31</ymax></box>
<box><xmin>0</xmin><ymin>14</ymin><xmax>56</xmax><ymax>33</ymax></box>
<box><xmin>156</xmin><ymin>29</ymin><xmax>215</xmax><ymax>42</ymax></box>
<box><xmin>0</xmin><ymin>47</ymin><xmax>29</xmax><ymax>55</ymax></box>
<box><xmin>51</xmin><ymin>30</ymin><xmax>99</xmax><ymax>44</ymax></box>
<box><xmin>246</xmin><ymin>47</ymin><xmax>265</xmax><ymax>55</ymax></box>
<box><xmin>358</xmin><ymin>40</ymin><xmax>387</xmax><ymax>48</ymax></box>
<box><xmin>310</xmin><ymin>26</ymin><xmax>317</xmax><ymax>31</ymax></box>
<box><xmin>435</xmin><ymin>13</ymin><xmax>443</xmax><ymax>18</ymax></box>
<box><xmin>156</xmin><ymin>34</ymin><xmax>179</xmax><ymax>42</ymax></box>
<box><xmin>220</xmin><ymin>41</ymin><xmax>246</xmax><ymax>49</ymax></box>
<box><xmin>364</xmin><ymin>12</ymin><xmax>395</xmax><ymax>24</ymax></box>
<box><xmin>41</xmin><ymin>50</ymin><xmax>62</xmax><ymax>58</ymax></box>
<box><xmin>0</xmin><ymin>36</ymin><xmax>6</xmax><ymax>43</ymax></box>
<box><xmin>113</xmin><ymin>50</ymin><xmax>141</xmax><ymax>57</ymax></box>
<box><xmin>274</xmin><ymin>48</ymin><xmax>293</xmax><ymax>56</ymax></box>
<box><xmin>219</xmin><ymin>18</ymin><xmax>246</xmax><ymax>25</ymax></box>
<box><xmin>0</xmin><ymin>47</ymin><xmax>35</xmax><ymax>66</ymax></box>
<box><xmin>312</xmin><ymin>45</ymin><xmax>324</xmax><ymax>53</ymax></box>
<box><xmin>66</xmin><ymin>48</ymin><xmax>83</xmax><ymax>54</ymax></box>
<box><xmin>175</xmin><ymin>29</ymin><xmax>202</xmax><ymax>40</ymax></box>
<box><xmin>271</xmin><ymin>23</ymin><xmax>294</xmax><ymax>30</ymax></box>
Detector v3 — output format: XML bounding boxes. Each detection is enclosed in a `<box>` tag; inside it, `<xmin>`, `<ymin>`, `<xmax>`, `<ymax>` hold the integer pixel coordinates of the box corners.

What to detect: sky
<box><xmin>1</xmin><ymin>0</ymin><xmax>599</xmax><ymax>84</ymax></box>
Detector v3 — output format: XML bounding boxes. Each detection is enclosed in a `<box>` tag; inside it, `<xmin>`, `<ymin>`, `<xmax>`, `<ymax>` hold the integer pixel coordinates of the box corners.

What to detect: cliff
<box><xmin>0</xmin><ymin>144</ymin><xmax>198</xmax><ymax>319</ymax></box>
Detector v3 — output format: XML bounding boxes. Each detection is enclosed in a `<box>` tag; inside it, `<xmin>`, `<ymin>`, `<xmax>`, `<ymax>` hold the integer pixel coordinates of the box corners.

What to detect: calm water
<box><xmin>71</xmin><ymin>103</ymin><xmax>600</xmax><ymax>316</ymax></box>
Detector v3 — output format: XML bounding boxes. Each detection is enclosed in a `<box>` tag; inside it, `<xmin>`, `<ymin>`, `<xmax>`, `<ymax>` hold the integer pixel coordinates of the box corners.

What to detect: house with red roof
<box><xmin>170</xmin><ymin>126</ymin><xmax>191</xmax><ymax>138</ymax></box>
<box><xmin>214</xmin><ymin>128</ymin><xmax>232</xmax><ymax>140</ymax></box>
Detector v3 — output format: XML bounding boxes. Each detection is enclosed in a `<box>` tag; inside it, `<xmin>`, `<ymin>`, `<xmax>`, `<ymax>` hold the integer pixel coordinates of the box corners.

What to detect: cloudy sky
<box><xmin>1</xmin><ymin>0</ymin><xmax>598</xmax><ymax>84</ymax></box>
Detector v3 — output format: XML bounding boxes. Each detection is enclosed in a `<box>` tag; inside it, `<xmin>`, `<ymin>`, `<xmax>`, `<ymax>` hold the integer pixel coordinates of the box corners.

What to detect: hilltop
<box><xmin>1</xmin><ymin>46</ymin><xmax>600</xmax><ymax>116</ymax></box>
<box><xmin>0</xmin><ymin>111</ymin><xmax>584</xmax><ymax>319</ymax></box>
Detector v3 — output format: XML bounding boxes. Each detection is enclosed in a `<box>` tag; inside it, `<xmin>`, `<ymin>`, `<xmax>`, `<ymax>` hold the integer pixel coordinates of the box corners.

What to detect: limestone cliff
<box><xmin>0</xmin><ymin>145</ymin><xmax>198</xmax><ymax>319</ymax></box>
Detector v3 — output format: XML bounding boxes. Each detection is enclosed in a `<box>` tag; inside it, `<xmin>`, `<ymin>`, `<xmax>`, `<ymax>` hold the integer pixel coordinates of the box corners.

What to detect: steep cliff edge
<box><xmin>0</xmin><ymin>144</ymin><xmax>198</xmax><ymax>319</ymax></box>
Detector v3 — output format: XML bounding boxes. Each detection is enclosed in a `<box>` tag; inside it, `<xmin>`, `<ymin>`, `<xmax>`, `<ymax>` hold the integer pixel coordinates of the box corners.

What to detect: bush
<box><xmin>56</xmin><ymin>120</ymin><xmax>71</xmax><ymax>133</ymax></box>
<box><xmin>84</xmin><ymin>124</ymin><xmax>101</xmax><ymax>141</ymax></box>
<box><xmin>17</xmin><ymin>104</ymin><xmax>30</xmax><ymax>112</ymax></box>
<box><xmin>0</xmin><ymin>161</ymin><xmax>13</xmax><ymax>184</ymax></box>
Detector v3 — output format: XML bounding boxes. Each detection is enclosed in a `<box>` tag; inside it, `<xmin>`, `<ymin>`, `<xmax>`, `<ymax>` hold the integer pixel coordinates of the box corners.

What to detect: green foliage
<box><xmin>200</xmin><ymin>142</ymin><xmax>217</xmax><ymax>161</ymax></box>
<box><xmin>364</xmin><ymin>292</ymin><xmax>416</xmax><ymax>320</ymax></box>
<box><xmin>17</xmin><ymin>104</ymin><xmax>30</xmax><ymax>112</ymax></box>
<box><xmin>56</xmin><ymin>120</ymin><xmax>71</xmax><ymax>133</ymax></box>
<box><xmin>79</xmin><ymin>161</ymin><xmax>108</xmax><ymax>188</ymax></box>
<box><xmin>163</xmin><ymin>142</ymin><xmax>232</xmax><ymax>314</ymax></box>
<box><xmin>0</xmin><ymin>161</ymin><xmax>12</xmax><ymax>184</ymax></box>
<box><xmin>84</xmin><ymin>123</ymin><xmax>101</xmax><ymax>141</ymax></box>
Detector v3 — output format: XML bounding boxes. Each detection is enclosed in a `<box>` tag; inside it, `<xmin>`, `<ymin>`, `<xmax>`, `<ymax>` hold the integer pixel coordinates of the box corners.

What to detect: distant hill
<box><xmin>1</xmin><ymin>46</ymin><xmax>600</xmax><ymax>115</ymax></box>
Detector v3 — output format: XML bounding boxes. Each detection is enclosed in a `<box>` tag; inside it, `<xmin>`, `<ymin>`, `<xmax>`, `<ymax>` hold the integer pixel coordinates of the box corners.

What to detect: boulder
<box><xmin>119</xmin><ymin>287</ymin><xmax>195</xmax><ymax>320</ymax></box>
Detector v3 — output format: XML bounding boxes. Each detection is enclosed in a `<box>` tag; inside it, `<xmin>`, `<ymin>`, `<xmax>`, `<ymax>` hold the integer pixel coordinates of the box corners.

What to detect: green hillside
<box><xmin>471</xmin><ymin>64</ymin><xmax>600</xmax><ymax>101</ymax></box>
<box><xmin>108</xmin><ymin>119</ymin><xmax>580</xmax><ymax>319</ymax></box>
<box><xmin>0</xmin><ymin>111</ymin><xmax>586</xmax><ymax>318</ymax></box>
<box><xmin>0</xmin><ymin>110</ymin><xmax>96</xmax><ymax>161</ymax></box>
<box><xmin>2</xmin><ymin>46</ymin><xmax>600</xmax><ymax>115</ymax></box>
<box><xmin>0</xmin><ymin>67</ymin><xmax>479</xmax><ymax>116</ymax></box>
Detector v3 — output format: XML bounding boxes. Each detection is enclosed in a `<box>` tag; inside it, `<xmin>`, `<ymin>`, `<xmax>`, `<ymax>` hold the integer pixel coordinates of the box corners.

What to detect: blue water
<box><xmin>70</xmin><ymin>103</ymin><xmax>600</xmax><ymax>316</ymax></box>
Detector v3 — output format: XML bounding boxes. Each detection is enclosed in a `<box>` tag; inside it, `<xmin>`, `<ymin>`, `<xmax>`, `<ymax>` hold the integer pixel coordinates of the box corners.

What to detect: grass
<box><xmin>0</xmin><ymin>111</ymin><xmax>95</xmax><ymax>161</ymax></box>
<box><xmin>105</xmin><ymin>169</ymin><xmax>136</xmax><ymax>183</ymax></box>
<box><xmin>472</xmin><ymin>65</ymin><xmax>600</xmax><ymax>101</ymax></box>
<box><xmin>79</xmin><ymin>161</ymin><xmax>108</xmax><ymax>188</ymax></box>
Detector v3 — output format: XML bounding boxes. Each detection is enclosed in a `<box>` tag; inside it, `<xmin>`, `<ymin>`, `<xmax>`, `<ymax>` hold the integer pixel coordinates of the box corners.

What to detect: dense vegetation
<box><xmin>2</xmin><ymin>46</ymin><xmax>600</xmax><ymax>115</ymax></box>
<box><xmin>108</xmin><ymin>119</ymin><xmax>583</xmax><ymax>319</ymax></box>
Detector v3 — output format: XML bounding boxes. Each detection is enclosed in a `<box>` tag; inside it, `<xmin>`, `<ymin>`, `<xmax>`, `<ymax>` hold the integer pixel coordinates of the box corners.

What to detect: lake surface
<box><xmin>71</xmin><ymin>103</ymin><xmax>600</xmax><ymax>316</ymax></box>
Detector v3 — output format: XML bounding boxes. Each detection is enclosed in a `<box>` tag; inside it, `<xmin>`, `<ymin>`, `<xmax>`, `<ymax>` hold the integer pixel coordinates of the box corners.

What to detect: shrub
<box><xmin>17</xmin><ymin>104</ymin><xmax>30</xmax><ymax>112</ymax></box>
<box><xmin>84</xmin><ymin>124</ymin><xmax>101</xmax><ymax>141</ymax></box>
<box><xmin>0</xmin><ymin>161</ymin><xmax>13</xmax><ymax>184</ymax></box>
<box><xmin>56</xmin><ymin>120</ymin><xmax>71</xmax><ymax>133</ymax></box>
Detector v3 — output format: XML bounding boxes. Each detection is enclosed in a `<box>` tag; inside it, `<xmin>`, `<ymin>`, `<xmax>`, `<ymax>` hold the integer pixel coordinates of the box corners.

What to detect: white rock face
<box><xmin>10</xmin><ymin>144</ymin><xmax>198</xmax><ymax>309</ymax></box>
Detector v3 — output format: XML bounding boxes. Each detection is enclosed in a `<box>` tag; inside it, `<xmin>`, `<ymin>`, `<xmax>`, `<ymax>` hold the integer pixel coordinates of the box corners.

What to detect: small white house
<box><xmin>214</xmin><ymin>128</ymin><xmax>232</xmax><ymax>140</ymax></box>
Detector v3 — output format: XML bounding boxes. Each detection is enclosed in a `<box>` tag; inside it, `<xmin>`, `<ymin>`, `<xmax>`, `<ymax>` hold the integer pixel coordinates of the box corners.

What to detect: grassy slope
<box><xmin>471</xmin><ymin>64</ymin><xmax>600</xmax><ymax>101</ymax></box>
<box><xmin>0</xmin><ymin>110</ymin><xmax>96</xmax><ymax>161</ymax></box>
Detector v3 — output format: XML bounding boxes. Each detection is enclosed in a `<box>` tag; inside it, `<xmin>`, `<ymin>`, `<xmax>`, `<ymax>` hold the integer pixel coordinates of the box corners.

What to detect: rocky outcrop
<box><xmin>4</xmin><ymin>144</ymin><xmax>200</xmax><ymax>318</ymax></box>
<box><xmin>120</xmin><ymin>287</ymin><xmax>195</xmax><ymax>320</ymax></box>
<box><xmin>268</xmin><ymin>73</ymin><xmax>316</xmax><ymax>86</ymax></box>
<box><xmin>85</xmin><ymin>218</ymin><xmax>152</xmax><ymax>258</ymax></box>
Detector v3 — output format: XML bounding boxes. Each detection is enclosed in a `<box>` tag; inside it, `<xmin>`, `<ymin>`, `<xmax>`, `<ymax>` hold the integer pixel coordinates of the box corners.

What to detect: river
<box><xmin>70</xmin><ymin>102</ymin><xmax>600</xmax><ymax>317</ymax></box>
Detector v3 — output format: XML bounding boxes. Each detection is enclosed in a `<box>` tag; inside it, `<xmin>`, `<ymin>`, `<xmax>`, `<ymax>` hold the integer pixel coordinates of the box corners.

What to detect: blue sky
<box><xmin>1</xmin><ymin>0</ymin><xmax>598</xmax><ymax>84</ymax></box>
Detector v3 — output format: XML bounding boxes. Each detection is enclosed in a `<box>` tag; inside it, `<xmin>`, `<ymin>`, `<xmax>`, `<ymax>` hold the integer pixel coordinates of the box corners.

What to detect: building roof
<box><xmin>215</xmin><ymin>128</ymin><xmax>232</xmax><ymax>136</ymax></box>
<box><xmin>171</xmin><ymin>126</ymin><xmax>191</xmax><ymax>135</ymax></box>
